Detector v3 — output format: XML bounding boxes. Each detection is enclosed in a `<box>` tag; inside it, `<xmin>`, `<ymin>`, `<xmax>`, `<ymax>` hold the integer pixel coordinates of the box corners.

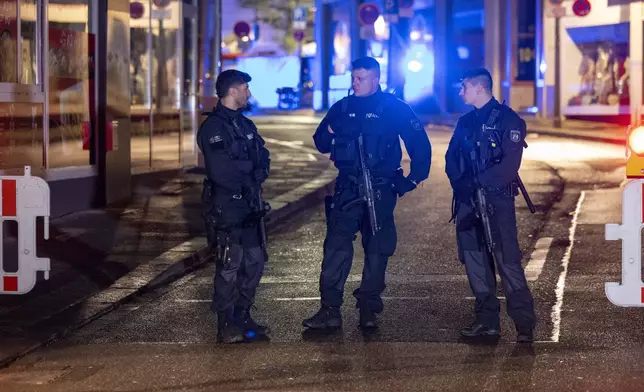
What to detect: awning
<box><xmin>565</xmin><ymin>22</ymin><xmax>629</xmax><ymax>45</ymax></box>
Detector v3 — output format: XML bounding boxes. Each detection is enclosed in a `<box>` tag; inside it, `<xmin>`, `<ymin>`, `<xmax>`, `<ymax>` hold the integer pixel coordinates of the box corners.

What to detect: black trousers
<box><xmin>211</xmin><ymin>224</ymin><xmax>266</xmax><ymax>314</ymax></box>
<box><xmin>455</xmin><ymin>194</ymin><xmax>536</xmax><ymax>331</ymax></box>
<box><xmin>320</xmin><ymin>182</ymin><xmax>398</xmax><ymax>313</ymax></box>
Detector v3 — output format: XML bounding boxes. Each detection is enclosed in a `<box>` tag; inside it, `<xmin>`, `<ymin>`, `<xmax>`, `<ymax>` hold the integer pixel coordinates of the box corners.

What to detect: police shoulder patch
<box><xmin>208</xmin><ymin>133</ymin><xmax>225</xmax><ymax>151</ymax></box>
<box><xmin>510</xmin><ymin>130</ymin><xmax>521</xmax><ymax>143</ymax></box>
<box><xmin>411</xmin><ymin>119</ymin><xmax>422</xmax><ymax>131</ymax></box>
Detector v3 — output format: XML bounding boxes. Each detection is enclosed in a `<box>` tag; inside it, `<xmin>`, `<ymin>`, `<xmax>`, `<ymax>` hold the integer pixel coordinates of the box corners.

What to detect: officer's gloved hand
<box><xmin>392</xmin><ymin>176</ymin><xmax>417</xmax><ymax>197</ymax></box>
<box><xmin>453</xmin><ymin>178</ymin><xmax>475</xmax><ymax>202</ymax></box>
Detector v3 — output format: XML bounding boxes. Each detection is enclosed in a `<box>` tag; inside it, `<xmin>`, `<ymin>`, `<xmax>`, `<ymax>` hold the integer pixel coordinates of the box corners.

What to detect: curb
<box><xmin>525</xmin><ymin>126</ymin><xmax>624</xmax><ymax>146</ymax></box>
<box><xmin>0</xmin><ymin>165</ymin><xmax>337</xmax><ymax>369</ymax></box>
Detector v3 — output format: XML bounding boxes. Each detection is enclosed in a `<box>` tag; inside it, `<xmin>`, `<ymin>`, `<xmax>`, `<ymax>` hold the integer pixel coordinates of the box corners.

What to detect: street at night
<box><xmin>3</xmin><ymin>0</ymin><xmax>644</xmax><ymax>390</ymax></box>
<box><xmin>0</xmin><ymin>120</ymin><xmax>637</xmax><ymax>391</ymax></box>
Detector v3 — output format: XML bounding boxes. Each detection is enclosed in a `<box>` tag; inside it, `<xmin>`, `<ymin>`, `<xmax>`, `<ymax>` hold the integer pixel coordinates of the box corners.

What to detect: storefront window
<box><xmin>516</xmin><ymin>0</ymin><xmax>536</xmax><ymax>82</ymax></box>
<box><xmin>403</xmin><ymin>10</ymin><xmax>436</xmax><ymax>103</ymax></box>
<box><xmin>448</xmin><ymin>0</ymin><xmax>484</xmax><ymax>113</ymax></box>
<box><xmin>564</xmin><ymin>22</ymin><xmax>629</xmax><ymax>115</ymax></box>
<box><xmin>0</xmin><ymin>1</ymin><xmax>43</xmax><ymax>172</ymax></box>
<box><xmin>0</xmin><ymin>102</ymin><xmax>43</xmax><ymax>170</ymax></box>
<box><xmin>129</xmin><ymin>0</ymin><xmax>182</xmax><ymax>172</ymax></box>
<box><xmin>329</xmin><ymin>1</ymin><xmax>351</xmax><ymax>106</ymax></box>
<box><xmin>130</xmin><ymin>0</ymin><xmax>152</xmax><ymax>170</ymax></box>
<box><xmin>48</xmin><ymin>0</ymin><xmax>96</xmax><ymax>168</ymax></box>
<box><xmin>150</xmin><ymin>0</ymin><xmax>180</xmax><ymax>169</ymax></box>
<box><xmin>0</xmin><ymin>0</ymin><xmax>18</xmax><ymax>83</ymax></box>
<box><xmin>20</xmin><ymin>0</ymin><xmax>38</xmax><ymax>84</ymax></box>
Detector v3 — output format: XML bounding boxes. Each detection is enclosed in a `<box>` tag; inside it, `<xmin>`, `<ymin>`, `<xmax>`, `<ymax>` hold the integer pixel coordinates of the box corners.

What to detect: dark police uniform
<box><xmin>305</xmin><ymin>87</ymin><xmax>431</xmax><ymax>328</ymax></box>
<box><xmin>445</xmin><ymin>97</ymin><xmax>536</xmax><ymax>340</ymax></box>
<box><xmin>197</xmin><ymin>100</ymin><xmax>270</xmax><ymax>343</ymax></box>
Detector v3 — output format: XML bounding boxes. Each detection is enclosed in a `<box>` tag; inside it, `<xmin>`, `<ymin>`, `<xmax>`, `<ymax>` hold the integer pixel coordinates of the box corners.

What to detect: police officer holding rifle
<box><xmin>304</xmin><ymin>57</ymin><xmax>432</xmax><ymax>330</ymax></box>
<box><xmin>445</xmin><ymin>68</ymin><xmax>537</xmax><ymax>343</ymax></box>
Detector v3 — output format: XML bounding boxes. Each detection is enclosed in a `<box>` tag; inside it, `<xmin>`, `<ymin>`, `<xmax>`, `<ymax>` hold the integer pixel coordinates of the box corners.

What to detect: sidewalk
<box><xmin>421</xmin><ymin>112</ymin><xmax>625</xmax><ymax>144</ymax></box>
<box><xmin>249</xmin><ymin>108</ymin><xmax>626</xmax><ymax>144</ymax></box>
<box><xmin>0</xmin><ymin>140</ymin><xmax>336</xmax><ymax>368</ymax></box>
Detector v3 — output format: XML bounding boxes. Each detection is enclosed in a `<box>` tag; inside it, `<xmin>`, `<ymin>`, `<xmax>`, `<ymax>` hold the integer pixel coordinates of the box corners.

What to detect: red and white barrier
<box><xmin>0</xmin><ymin>166</ymin><xmax>50</xmax><ymax>295</ymax></box>
<box><xmin>606</xmin><ymin>180</ymin><xmax>644</xmax><ymax>306</ymax></box>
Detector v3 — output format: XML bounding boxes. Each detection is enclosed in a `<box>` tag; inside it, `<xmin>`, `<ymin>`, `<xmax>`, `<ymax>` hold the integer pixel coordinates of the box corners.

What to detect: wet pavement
<box><xmin>0</xmin><ymin>123</ymin><xmax>335</xmax><ymax>368</ymax></box>
<box><xmin>0</xmin><ymin>128</ymin><xmax>636</xmax><ymax>391</ymax></box>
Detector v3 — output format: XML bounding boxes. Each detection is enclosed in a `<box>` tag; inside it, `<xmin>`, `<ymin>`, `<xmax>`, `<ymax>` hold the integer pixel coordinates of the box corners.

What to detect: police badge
<box><xmin>510</xmin><ymin>130</ymin><xmax>521</xmax><ymax>143</ymax></box>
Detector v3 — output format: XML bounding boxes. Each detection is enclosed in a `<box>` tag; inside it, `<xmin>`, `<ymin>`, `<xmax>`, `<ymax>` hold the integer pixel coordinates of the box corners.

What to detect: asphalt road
<box><xmin>0</xmin><ymin>122</ymin><xmax>638</xmax><ymax>392</ymax></box>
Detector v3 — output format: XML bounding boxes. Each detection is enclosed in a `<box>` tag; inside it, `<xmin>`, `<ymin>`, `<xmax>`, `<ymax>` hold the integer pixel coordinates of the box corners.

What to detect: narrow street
<box><xmin>0</xmin><ymin>123</ymin><xmax>636</xmax><ymax>391</ymax></box>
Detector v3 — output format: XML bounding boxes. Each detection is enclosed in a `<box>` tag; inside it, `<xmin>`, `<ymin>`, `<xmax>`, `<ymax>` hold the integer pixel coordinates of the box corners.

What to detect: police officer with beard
<box><xmin>303</xmin><ymin>57</ymin><xmax>432</xmax><ymax>330</ymax></box>
<box><xmin>197</xmin><ymin>70</ymin><xmax>271</xmax><ymax>344</ymax></box>
<box><xmin>445</xmin><ymin>68</ymin><xmax>536</xmax><ymax>343</ymax></box>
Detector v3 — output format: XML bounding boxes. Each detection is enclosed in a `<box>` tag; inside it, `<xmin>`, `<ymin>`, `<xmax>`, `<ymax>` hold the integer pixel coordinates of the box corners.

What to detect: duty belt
<box><xmin>481</xmin><ymin>181</ymin><xmax>518</xmax><ymax>196</ymax></box>
<box><xmin>337</xmin><ymin>173</ymin><xmax>396</xmax><ymax>188</ymax></box>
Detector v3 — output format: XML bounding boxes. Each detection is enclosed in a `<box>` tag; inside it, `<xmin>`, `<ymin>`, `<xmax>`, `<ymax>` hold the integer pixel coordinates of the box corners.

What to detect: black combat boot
<box><xmin>359</xmin><ymin>308</ymin><xmax>377</xmax><ymax>329</ymax></box>
<box><xmin>234</xmin><ymin>307</ymin><xmax>270</xmax><ymax>338</ymax></box>
<box><xmin>217</xmin><ymin>311</ymin><xmax>245</xmax><ymax>344</ymax></box>
<box><xmin>460</xmin><ymin>322</ymin><xmax>501</xmax><ymax>338</ymax></box>
<box><xmin>516</xmin><ymin>327</ymin><xmax>534</xmax><ymax>344</ymax></box>
<box><xmin>302</xmin><ymin>306</ymin><xmax>342</xmax><ymax>329</ymax></box>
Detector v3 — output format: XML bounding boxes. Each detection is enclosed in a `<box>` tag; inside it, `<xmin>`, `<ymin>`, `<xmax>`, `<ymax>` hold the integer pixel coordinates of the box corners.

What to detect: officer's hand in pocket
<box><xmin>392</xmin><ymin>176</ymin><xmax>417</xmax><ymax>197</ymax></box>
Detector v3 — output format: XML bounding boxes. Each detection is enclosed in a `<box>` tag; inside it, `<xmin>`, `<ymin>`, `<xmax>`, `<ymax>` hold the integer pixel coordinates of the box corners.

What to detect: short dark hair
<box><xmin>461</xmin><ymin>68</ymin><xmax>493</xmax><ymax>93</ymax></box>
<box><xmin>351</xmin><ymin>56</ymin><xmax>380</xmax><ymax>77</ymax></box>
<box><xmin>215</xmin><ymin>69</ymin><xmax>252</xmax><ymax>98</ymax></box>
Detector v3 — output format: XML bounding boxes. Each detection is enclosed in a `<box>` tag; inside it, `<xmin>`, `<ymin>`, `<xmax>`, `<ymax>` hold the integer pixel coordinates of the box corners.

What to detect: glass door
<box><xmin>150</xmin><ymin>0</ymin><xmax>180</xmax><ymax>170</ymax></box>
<box><xmin>129</xmin><ymin>0</ymin><xmax>153</xmax><ymax>172</ymax></box>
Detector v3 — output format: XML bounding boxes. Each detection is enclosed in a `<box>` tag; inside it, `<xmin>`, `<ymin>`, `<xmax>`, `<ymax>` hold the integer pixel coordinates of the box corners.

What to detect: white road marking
<box><xmin>525</xmin><ymin>237</ymin><xmax>554</xmax><ymax>281</ymax></box>
<box><xmin>176</xmin><ymin>296</ymin><xmax>439</xmax><ymax>303</ymax></box>
<box><xmin>190</xmin><ymin>274</ymin><xmax>469</xmax><ymax>285</ymax></box>
<box><xmin>273</xmin><ymin>297</ymin><xmax>319</xmax><ymax>301</ymax></box>
<box><xmin>174</xmin><ymin>299</ymin><xmax>210</xmax><ymax>303</ymax></box>
<box><xmin>263</xmin><ymin>137</ymin><xmax>320</xmax><ymax>156</ymax></box>
<box><xmin>272</xmin><ymin>296</ymin><xmax>438</xmax><ymax>301</ymax></box>
<box><xmin>551</xmin><ymin>191</ymin><xmax>586</xmax><ymax>343</ymax></box>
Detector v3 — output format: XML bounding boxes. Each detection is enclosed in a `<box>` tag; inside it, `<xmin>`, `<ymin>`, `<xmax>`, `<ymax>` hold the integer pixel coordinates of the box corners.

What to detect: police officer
<box><xmin>303</xmin><ymin>57</ymin><xmax>432</xmax><ymax>330</ymax></box>
<box><xmin>197</xmin><ymin>70</ymin><xmax>271</xmax><ymax>344</ymax></box>
<box><xmin>445</xmin><ymin>68</ymin><xmax>536</xmax><ymax>343</ymax></box>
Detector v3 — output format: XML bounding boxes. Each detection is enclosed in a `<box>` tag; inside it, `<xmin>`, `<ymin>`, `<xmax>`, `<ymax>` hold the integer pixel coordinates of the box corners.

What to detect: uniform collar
<box><xmin>215</xmin><ymin>101</ymin><xmax>242</xmax><ymax>121</ymax></box>
<box><xmin>474</xmin><ymin>97</ymin><xmax>499</xmax><ymax>123</ymax></box>
<box><xmin>350</xmin><ymin>86</ymin><xmax>385</xmax><ymax>108</ymax></box>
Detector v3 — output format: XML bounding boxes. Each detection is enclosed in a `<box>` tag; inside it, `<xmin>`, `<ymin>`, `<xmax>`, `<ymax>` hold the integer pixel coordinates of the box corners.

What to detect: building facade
<box><xmin>313</xmin><ymin>0</ymin><xmax>642</xmax><ymax>125</ymax></box>
<box><xmin>0</xmin><ymin>0</ymin><xmax>220</xmax><ymax>217</ymax></box>
<box><xmin>487</xmin><ymin>0</ymin><xmax>642</xmax><ymax>125</ymax></box>
<box><xmin>312</xmin><ymin>0</ymin><xmax>487</xmax><ymax>114</ymax></box>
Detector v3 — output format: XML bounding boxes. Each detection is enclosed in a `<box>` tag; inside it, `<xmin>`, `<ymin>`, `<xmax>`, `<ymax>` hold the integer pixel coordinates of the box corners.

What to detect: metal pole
<box><xmin>534</xmin><ymin>0</ymin><xmax>543</xmax><ymax>117</ymax></box>
<box><xmin>553</xmin><ymin>15</ymin><xmax>561</xmax><ymax>127</ymax></box>
<box><xmin>42</xmin><ymin>0</ymin><xmax>49</xmax><ymax>169</ymax></box>
<box><xmin>321</xmin><ymin>3</ymin><xmax>331</xmax><ymax>110</ymax></box>
<box><xmin>148</xmin><ymin>6</ymin><xmax>153</xmax><ymax>168</ymax></box>
<box><xmin>16</xmin><ymin>0</ymin><xmax>22</xmax><ymax>84</ymax></box>
<box><xmin>213</xmin><ymin>0</ymin><xmax>222</xmax><ymax>76</ymax></box>
<box><xmin>178</xmin><ymin>2</ymin><xmax>184</xmax><ymax>166</ymax></box>
<box><xmin>630</xmin><ymin>1</ymin><xmax>643</xmax><ymax>128</ymax></box>
<box><xmin>96</xmin><ymin>0</ymin><xmax>107</xmax><ymax>205</ymax></box>
<box><xmin>191</xmin><ymin>0</ymin><xmax>198</xmax><ymax>155</ymax></box>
